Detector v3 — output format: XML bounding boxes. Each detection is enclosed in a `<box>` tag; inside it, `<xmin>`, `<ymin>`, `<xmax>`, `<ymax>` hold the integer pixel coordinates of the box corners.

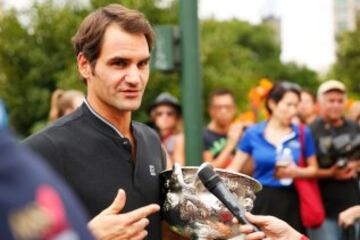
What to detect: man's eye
<box><xmin>113</xmin><ymin>60</ymin><xmax>127</xmax><ymax>67</ymax></box>
<box><xmin>138</xmin><ymin>60</ymin><xmax>149</xmax><ymax>68</ymax></box>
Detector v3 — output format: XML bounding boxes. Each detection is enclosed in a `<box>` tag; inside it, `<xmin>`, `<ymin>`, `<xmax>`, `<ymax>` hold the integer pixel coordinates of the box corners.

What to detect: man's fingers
<box><xmin>244</xmin><ymin>212</ymin><xmax>270</xmax><ymax>226</ymax></box>
<box><xmin>336</xmin><ymin>169</ymin><xmax>355</xmax><ymax>180</ymax></box>
<box><xmin>125</xmin><ymin>218</ymin><xmax>150</xmax><ymax>238</ymax></box>
<box><xmin>130</xmin><ymin>230</ymin><xmax>148</xmax><ymax>240</ymax></box>
<box><xmin>339</xmin><ymin>221</ymin><xmax>346</xmax><ymax>228</ymax></box>
<box><xmin>340</xmin><ymin>219</ymin><xmax>353</xmax><ymax>228</ymax></box>
<box><xmin>239</xmin><ymin>224</ymin><xmax>256</xmax><ymax>234</ymax></box>
<box><xmin>244</xmin><ymin>231</ymin><xmax>266</xmax><ymax>240</ymax></box>
<box><xmin>101</xmin><ymin>189</ymin><xmax>126</xmax><ymax>215</ymax></box>
<box><xmin>125</xmin><ymin>204</ymin><xmax>160</xmax><ymax>224</ymax></box>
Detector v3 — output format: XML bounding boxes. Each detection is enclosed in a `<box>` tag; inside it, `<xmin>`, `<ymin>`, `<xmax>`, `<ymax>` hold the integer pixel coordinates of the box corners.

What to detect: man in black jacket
<box><xmin>309</xmin><ymin>80</ymin><xmax>360</xmax><ymax>240</ymax></box>
<box><xmin>24</xmin><ymin>4</ymin><xmax>166</xmax><ymax>240</ymax></box>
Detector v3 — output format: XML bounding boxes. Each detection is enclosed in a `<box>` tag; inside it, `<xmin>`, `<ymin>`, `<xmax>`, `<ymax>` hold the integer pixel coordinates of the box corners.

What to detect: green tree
<box><xmin>331</xmin><ymin>17</ymin><xmax>360</xmax><ymax>95</ymax></box>
<box><xmin>200</xmin><ymin>19</ymin><xmax>319</xmax><ymax>114</ymax></box>
<box><xmin>90</xmin><ymin>0</ymin><xmax>179</xmax><ymax>24</ymax></box>
<box><xmin>0</xmin><ymin>2</ymin><xmax>86</xmax><ymax>136</ymax></box>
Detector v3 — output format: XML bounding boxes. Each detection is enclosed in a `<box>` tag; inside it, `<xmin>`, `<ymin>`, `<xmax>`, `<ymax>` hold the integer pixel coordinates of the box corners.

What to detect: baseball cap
<box><xmin>148</xmin><ymin>92</ymin><xmax>181</xmax><ymax>115</ymax></box>
<box><xmin>317</xmin><ymin>80</ymin><xmax>346</xmax><ymax>97</ymax></box>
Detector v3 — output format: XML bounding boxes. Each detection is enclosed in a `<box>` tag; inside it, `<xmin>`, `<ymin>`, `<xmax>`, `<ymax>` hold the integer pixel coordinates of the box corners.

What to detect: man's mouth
<box><xmin>120</xmin><ymin>89</ymin><xmax>141</xmax><ymax>98</ymax></box>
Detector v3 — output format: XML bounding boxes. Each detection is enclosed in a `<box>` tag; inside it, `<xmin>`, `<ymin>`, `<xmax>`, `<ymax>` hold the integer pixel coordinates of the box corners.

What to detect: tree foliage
<box><xmin>331</xmin><ymin>17</ymin><xmax>360</xmax><ymax>95</ymax></box>
<box><xmin>201</xmin><ymin>19</ymin><xmax>319</xmax><ymax>113</ymax></box>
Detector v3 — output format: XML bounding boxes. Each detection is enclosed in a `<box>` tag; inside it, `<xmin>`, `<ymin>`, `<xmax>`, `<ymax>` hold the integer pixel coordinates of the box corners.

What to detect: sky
<box><xmin>3</xmin><ymin>0</ymin><xmax>31</xmax><ymax>9</ymax></box>
<box><xmin>3</xmin><ymin>0</ymin><xmax>336</xmax><ymax>72</ymax></box>
<box><xmin>199</xmin><ymin>0</ymin><xmax>336</xmax><ymax>73</ymax></box>
<box><xmin>280</xmin><ymin>0</ymin><xmax>335</xmax><ymax>73</ymax></box>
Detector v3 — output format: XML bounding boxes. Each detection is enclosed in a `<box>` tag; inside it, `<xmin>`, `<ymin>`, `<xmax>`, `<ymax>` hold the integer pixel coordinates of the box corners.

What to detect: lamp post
<box><xmin>179</xmin><ymin>0</ymin><xmax>203</xmax><ymax>166</ymax></box>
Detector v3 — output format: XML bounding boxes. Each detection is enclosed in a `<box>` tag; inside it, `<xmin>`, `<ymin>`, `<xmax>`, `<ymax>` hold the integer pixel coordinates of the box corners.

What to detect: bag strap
<box><xmin>299</xmin><ymin>124</ymin><xmax>306</xmax><ymax>167</ymax></box>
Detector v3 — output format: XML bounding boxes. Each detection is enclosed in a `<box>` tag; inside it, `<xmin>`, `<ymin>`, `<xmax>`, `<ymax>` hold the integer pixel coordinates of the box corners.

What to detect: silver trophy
<box><xmin>160</xmin><ymin>164</ymin><xmax>262</xmax><ymax>240</ymax></box>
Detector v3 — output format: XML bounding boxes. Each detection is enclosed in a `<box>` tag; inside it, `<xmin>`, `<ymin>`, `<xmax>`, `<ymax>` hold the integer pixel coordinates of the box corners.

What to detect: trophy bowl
<box><xmin>160</xmin><ymin>164</ymin><xmax>262</xmax><ymax>240</ymax></box>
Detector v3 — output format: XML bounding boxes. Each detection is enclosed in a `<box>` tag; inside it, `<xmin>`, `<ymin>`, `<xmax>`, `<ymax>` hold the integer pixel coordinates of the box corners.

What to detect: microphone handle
<box><xmin>232</xmin><ymin>209</ymin><xmax>261</xmax><ymax>232</ymax></box>
<box><xmin>212</xmin><ymin>183</ymin><xmax>260</xmax><ymax>232</ymax></box>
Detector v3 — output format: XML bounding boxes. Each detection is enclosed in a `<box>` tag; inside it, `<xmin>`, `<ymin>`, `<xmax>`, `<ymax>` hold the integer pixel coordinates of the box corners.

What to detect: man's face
<box><xmin>80</xmin><ymin>23</ymin><xmax>150</xmax><ymax>113</ymax></box>
<box><xmin>298</xmin><ymin>92</ymin><xmax>316</xmax><ymax>118</ymax></box>
<box><xmin>319</xmin><ymin>90</ymin><xmax>346</xmax><ymax>121</ymax></box>
<box><xmin>209</xmin><ymin>95</ymin><xmax>236</xmax><ymax>127</ymax></box>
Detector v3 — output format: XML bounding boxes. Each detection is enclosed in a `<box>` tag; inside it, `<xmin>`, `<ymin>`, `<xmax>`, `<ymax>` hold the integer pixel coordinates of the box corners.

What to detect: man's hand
<box><xmin>88</xmin><ymin>189</ymin><xmax>160</xmax><ymax>240</ymax></box>
<box><xmin>333</xmin><ymin>161</ymin><xmax>358</xmax><ymax>180</ymax></box>
<box><xmin>227</xmin><ymin>123</ymin><xmax>244</xmax><ymax>147</ymax></box>
<box><xmin>239</xmin><ymin>212</ymin><xmax>303</xmax><ymax>240</ymax></box>
<box><xmin>338</xmin><ymin>205</ymin><xmax>360</xmax><ymax>228</ymax></box>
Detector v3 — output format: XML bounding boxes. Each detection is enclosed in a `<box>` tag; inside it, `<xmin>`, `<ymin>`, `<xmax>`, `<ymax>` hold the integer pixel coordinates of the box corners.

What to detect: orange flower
<box><xmin>234</xmin><ymin>111</ymin><xmax>256</xmax><ymax>124</ymax></box>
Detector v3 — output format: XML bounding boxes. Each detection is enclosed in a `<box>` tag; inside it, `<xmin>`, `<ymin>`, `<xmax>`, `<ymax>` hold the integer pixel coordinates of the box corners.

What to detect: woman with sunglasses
<box><xmin>148</xmin><ymin>92</ymin><xmax>184</xmax><ymax>166</ymax></box>
<box><xmin>227</xmin><ymin>81</ymin><xmax>319</xmax><ymax>234</ymax></box>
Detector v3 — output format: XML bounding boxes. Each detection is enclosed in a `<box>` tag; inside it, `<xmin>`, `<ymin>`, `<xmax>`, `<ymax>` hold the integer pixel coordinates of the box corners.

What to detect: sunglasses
<box><xmin>211</xmin><ymin>104</ymin><xmax>235</xmax><ymax>111</ymax></box>
<box><xmin>155</xmin><ymin>110</ymin><xmax>176</xmax><ymax>117</ymax></box>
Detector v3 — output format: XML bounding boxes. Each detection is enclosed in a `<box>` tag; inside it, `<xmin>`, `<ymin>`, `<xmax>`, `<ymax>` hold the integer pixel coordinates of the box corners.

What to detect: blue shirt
<box><xmin>0</xmin><ymin>100</ymin><xmax>7</xmax><ymax>129</ymax></box>
<box><xmin>238</xmin><ymin>121</ymin><xmax>316</xmax><ymax>188</ymax></box>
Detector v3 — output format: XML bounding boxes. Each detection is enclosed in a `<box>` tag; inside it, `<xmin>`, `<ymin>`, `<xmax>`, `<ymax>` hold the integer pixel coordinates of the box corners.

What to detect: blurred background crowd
<box><xmin>1</xmin><ymin>0</ymin><xmax>360</xmax><ymax>239</ymax></box>
<box><xmin>0</xmin><ymin>0</ymin><xmax>343</xmax><ymax>137</ymax></box>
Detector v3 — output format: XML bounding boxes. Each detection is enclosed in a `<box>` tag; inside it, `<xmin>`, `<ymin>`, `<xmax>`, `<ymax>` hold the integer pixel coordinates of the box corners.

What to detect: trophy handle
<box><xmin>173</xmin><ymin>163</ymin><xmax>192</xmax><ymax>189</ymax></box>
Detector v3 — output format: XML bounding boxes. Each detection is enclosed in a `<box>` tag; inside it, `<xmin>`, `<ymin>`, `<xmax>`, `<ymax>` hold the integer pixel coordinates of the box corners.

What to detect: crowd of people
<box><xmin>148</xmin><ymin>81</ymin><xmax>360</xmax><ymax>239</ymax></box>
<box><xmin>1</xmin><ymin>3</ymin><xmax>360</xmax><ymax>240</ymax></box>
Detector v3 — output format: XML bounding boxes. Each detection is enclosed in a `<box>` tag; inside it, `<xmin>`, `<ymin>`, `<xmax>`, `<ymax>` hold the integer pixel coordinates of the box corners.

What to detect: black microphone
<box><xmin>197</xmin><ymin>163</ymin><xmax>260</xmax><ymax>232</ymax></box>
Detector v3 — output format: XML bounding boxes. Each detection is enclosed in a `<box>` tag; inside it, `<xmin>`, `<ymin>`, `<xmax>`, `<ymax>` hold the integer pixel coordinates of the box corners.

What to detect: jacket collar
<box><xmin>82</xmin><ymin>98</ymin><xmax>126</xmax><ymax>139</ymax></box>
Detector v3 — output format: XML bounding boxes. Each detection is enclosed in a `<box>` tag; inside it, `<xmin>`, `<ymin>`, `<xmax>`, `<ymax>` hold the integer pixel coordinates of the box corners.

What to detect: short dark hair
<box><xmin>72</xmin><ymin>4</ymin><xmax>155</xmax><ymax>82</ymax></box>
<box><xmin>265</xmin><ymin>81</ymin><xmax>301</xmax><ymax>114</ymax></box>
<box><xmin>301</xmin><ymin>89</ymin><xmax>316</xmax><ymax>103</ymax></box>
<box><xmin>208</xmin><ymin>88</ymin><xmax>236</xmax><ymax>106</ymax></box>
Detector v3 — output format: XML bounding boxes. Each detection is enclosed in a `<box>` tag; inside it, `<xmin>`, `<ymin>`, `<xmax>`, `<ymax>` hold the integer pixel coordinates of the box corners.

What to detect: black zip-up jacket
<box><xmin>23</xmin><ymin>102</ymin><xmax>166</xmax><ymax>240</ymax></box>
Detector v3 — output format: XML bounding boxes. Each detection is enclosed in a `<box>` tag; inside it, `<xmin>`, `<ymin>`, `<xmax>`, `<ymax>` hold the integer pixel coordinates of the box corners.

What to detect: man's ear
<box><xmin>208</xmin><ymin>106</ymin><xmax>214</xmax><ymax>117</ymax></box>
<box><xmin>77</xmin><ymin>52</ymin><xmax>93</xmax><ymax>80</ymax></box>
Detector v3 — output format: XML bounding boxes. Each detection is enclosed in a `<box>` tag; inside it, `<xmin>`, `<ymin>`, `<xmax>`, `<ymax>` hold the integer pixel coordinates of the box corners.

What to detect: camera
<box><xmin>330</xmin><ymin>134</ymin><xmax>360</xmax><ymax>168</ymax></box>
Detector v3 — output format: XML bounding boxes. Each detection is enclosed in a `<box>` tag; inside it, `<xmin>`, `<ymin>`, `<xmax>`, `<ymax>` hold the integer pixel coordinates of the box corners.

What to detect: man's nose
<box><xmin>331</xmin><ymin>102</ymin><xmax>343</xmax><ymax>108</ymax></box>
<box><xmin>124</xmin><ymin>65</ymin><xmax>141</xmax><ymax>84</ymax></box>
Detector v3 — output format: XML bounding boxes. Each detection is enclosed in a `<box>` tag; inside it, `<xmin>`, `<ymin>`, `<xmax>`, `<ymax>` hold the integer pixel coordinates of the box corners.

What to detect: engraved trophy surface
<box><xmin>160</xmin><ymin>164</ymin><xmax>262</xmax><ymax>240</ymax></box>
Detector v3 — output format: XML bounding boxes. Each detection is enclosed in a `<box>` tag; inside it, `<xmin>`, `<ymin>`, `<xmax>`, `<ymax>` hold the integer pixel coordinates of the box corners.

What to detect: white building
<box><xmin>334</xmin><ymin>0</ymin><xmax>358</xmax><ymax>34</ymax></box>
